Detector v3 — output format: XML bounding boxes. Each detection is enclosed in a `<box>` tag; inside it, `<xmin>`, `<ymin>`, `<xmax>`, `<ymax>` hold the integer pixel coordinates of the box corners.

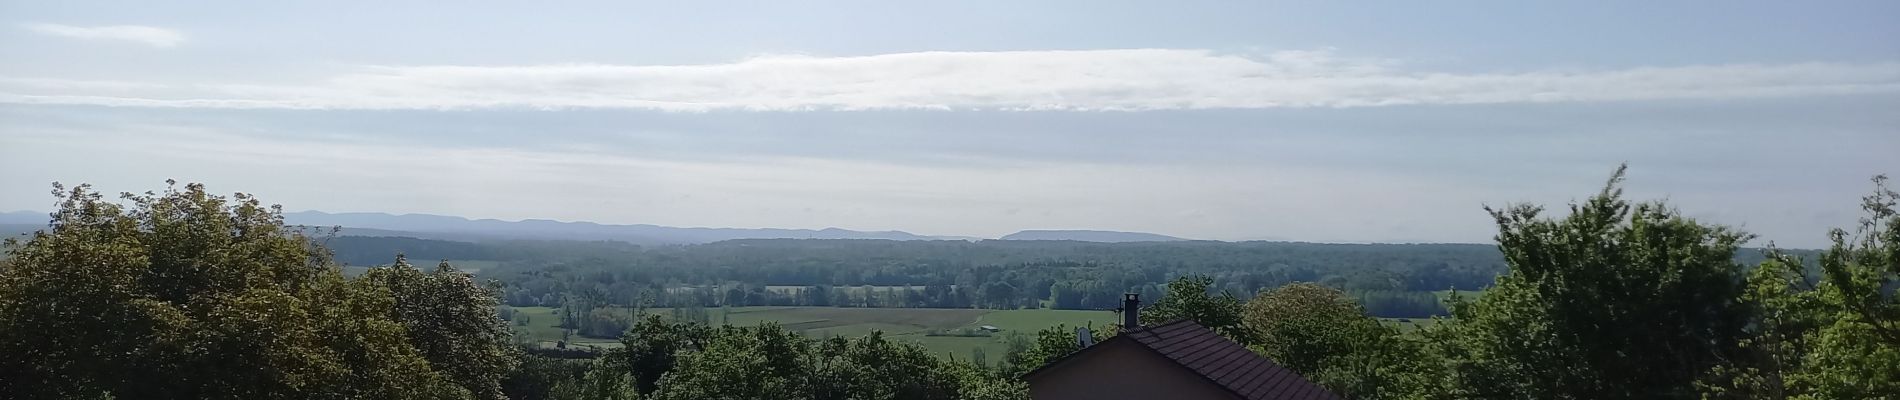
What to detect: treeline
<box><xmin>396</xmin><ymin>239</ymin><xmax>1513</xmax><ymax>297</ymax></box>
<box><xmin>323</xmin><ymin>235</ymin><xmax>498</xmax><ymax>266</ymax></box>
<box><xmin>325</xmin><ymin>235</ymin><xmax>1514</xmax><ymax>317</ymax></box>
<box><xmin>328</xmin><ymin>227</ymin><xmax>1809</xmax><ymax>319</ymax></box>
<box><xmin>1004</xmin><ymin>171</ymin><xmax>1900</xmax><ymax>399</ymax></box>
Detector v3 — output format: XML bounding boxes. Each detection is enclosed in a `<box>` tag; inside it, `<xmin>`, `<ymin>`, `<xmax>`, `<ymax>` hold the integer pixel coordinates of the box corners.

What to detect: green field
<box><xmin>510</xmin><ymin>289</ymin><xmax>1479</xmax><ymax>357</ymax></box>
<box><xmin>507</xmin><ymin>306</ymin><xmax>1118</xmax><ymax>362</ymax></box>
<box><xmin>1375</xmin><ymin>289</ymin><xmax>1485</xmax><ymax>331</ymax></box>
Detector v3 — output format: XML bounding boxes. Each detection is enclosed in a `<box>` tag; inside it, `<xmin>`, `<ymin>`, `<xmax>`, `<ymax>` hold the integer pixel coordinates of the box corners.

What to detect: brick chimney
<box><xmin>1122</xmin><ymin>293</ymin><xmax>1140</xmax><ymax>329</ymax></box>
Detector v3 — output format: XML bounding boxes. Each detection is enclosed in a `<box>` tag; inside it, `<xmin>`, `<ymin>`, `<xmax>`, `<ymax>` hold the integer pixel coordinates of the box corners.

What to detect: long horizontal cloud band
<box><xmin>4</xmin><ymin>49</ymin><xmax>1898</xmax><ymax>111</ymax></box>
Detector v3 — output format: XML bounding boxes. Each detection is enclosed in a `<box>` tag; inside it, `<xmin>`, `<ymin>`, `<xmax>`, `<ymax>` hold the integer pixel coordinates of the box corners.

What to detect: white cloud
<box><xmin>0</xmin><ymin>124</ymin><xmax>1508</xmax><ymax>242</ymax></box>
<box><xmin>1</xmin><ymin>49</ymin><xmax>1896</xmax><ymax>111</ymax></box>
<box><xmin>20</xmin><ymin>23</ymin><xmax>185</xmax><ymax>47</ymax></box>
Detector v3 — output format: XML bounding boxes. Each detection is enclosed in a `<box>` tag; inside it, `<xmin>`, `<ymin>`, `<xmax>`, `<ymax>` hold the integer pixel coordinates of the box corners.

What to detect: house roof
<box><xmin>1025</xmin><ymin>319</ymin><xmax>1339</xmax><ymax>400</ymax></box>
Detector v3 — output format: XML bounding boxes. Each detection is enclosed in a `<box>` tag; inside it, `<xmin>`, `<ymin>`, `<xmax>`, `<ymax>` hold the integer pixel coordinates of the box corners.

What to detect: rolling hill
<box><xmin>999</xmin><ymin>229</ymin><xmax>1188</xmax><ymax>242</ymax></box>
<box><xmin>282</xmin><ymin>211</ymin><xmax>941</xmax><ymax>245</ymax></box>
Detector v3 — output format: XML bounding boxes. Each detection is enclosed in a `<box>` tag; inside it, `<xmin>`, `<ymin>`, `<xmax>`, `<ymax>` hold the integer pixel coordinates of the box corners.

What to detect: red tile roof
<box><xmin>1121</xmin><ymin>319</ymin><xmax>1340</xmax><ymax>400</ymax></box>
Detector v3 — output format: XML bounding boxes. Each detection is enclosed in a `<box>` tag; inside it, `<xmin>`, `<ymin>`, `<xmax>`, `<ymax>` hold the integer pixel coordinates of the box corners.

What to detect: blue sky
<box><xmin>1</xmin><ymin>1</ymin><xmax>1896</xmax><ymax>246</ymax></box>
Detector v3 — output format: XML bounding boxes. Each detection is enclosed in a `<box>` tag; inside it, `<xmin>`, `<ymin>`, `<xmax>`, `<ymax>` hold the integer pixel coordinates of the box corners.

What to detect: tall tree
<box><xmin>1436</xmin><ymin>166</ymin><xmax>1755</xmax><ymax>399</ymax></box>
<box><xmin>1243</xmin><ymin>283</ymin><xmax>1440</xmax><ymax>399</ymax></box>
<box><xmin>1243</xmin><ymin>283</ymin><xmax>1373</xmax><ymax>374</ymax></box>
<box><xmin>1708</xmin><ymin>175</ymin><xmax>1900</xmax><ymax>398</ymax></box>
<box><xmin>360</xmin><ymin>256</ymin><xmax>521</xmax><ymax>400</ymax></box>
<box><xmin>1812</xmin><ymin>175</ymin><xmax>1900</xmax><ymax>345</ymax></box>
<box><xmin>1792</xmin><ymin>175</ymin><xmax>1900</xmax><ymax>397</ymax></box>
<box><xmin>0</xmin><ymin>182</ymin><xmax>478</xmax><ymax>399</ymax></box>
<box><xmin>605</xmin><ymin>314</ymin><xmax>711</xmax><ymax>395</ymax></box>
<box><xmin>999</xmin><ymin>325</ymin><xmax>1085</xmax><ymax>377</ymax></box>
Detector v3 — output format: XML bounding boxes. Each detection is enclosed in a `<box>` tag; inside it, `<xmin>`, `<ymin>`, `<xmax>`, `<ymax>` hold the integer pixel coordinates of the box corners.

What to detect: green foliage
<box><xmin>501</xmin><ymin>352</ymin><xmax>592</xmax><ymax>400</ymax></box>
<box><xmin>1702</xmin><ymin>175</ymin><xmax>1900</xmax><ymax>399</ymax></box>
<box><xmin>1244</xmin><ymin>283</ymin><xmax>1441</xmax><ymax>399</ymax></box>
<box><xmin>360</xmin><ymin>257</ymin><xmax>521</xmax><ymax>399</ymax></box>
<box><xmin>548</xmin><ymin>366</ymin><xmax>639</xmax><ymax>400</ymax></box>
<box><xmin>1141</xmin><ymin>275</ymin><xmax>1254</xmax><ymax>344</ymax></box>
<box><xmin>1244</xmin><ymin>283</ymin><xmax>1374</xmax><ymax>374</ymax></box>
<box><xmin>998</xmin><ymin>325</ymin><xmax>1086</xmax><ymax>377</ymax></box>
<box><xmin>12</xmin><ymin>171</ymin><xmax>1892</xmax><ymax>400</ymax></box>
<box><xmin>457</xmin><ymin>239</ymin><xmax>1513</xmax><ymax>311</ymax></box>
<box><xmin>1433</xmin><ymin>166</ymin><xmax>1756</xmax><ymax>399</ymax></box>
<box><xmin>606</xmin><ymin>315</ymin><xmax>712</xmax><ymax>395</ymax></box>
<box><xmin>627</xmin><ymin>323</ymin><xmax>1027</xmax><ymax>400</ymax></box>
<box><xmin>0</xmin><ymin>182</ymin><xmax>513</xmax><ymax>399</ymax></box>
<box><xmin>1808</xmin><ymin>175</ymin><xmax>1900</xmax><ymax>351</ymax></box>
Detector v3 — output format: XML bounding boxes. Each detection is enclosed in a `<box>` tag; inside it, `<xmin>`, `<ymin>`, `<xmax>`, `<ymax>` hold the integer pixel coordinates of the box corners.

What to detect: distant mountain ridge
<box><xmin>282</xmin><ymin>211</ymin><xmax>941</xmax><ymax>245</ymax></box>
<box><xmin>0</xmin><ymin>211</ymin><xmax>45</xmax><ymax>225</ymax></box>
<box><xmin>4</xmin><ymin>209</ymin><xmax>1200</xmax><ymax>244</ymax></box>
<box><xmin>1000</xmin><ymin>229</ymin><xmax>1188</xmax><ymax>242</ymax></box>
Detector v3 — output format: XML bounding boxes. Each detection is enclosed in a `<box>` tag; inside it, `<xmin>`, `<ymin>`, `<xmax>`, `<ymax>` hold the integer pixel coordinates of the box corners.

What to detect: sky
<box><xmin>1</xmin><ymin>1</ymin><xmax>1896</xmax><ymax>247</ymax></box>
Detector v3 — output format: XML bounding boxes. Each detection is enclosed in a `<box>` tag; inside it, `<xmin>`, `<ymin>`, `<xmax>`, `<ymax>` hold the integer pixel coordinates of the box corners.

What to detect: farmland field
<box><xmin>1374</xmin><ymin>289</ymin><xmax>1484</xmax><ymax>331</ymax></box>
<box><xmin>507</xmin><ymin>306</ymin><xmax>1119</xmax><ymax>362</ymax></box>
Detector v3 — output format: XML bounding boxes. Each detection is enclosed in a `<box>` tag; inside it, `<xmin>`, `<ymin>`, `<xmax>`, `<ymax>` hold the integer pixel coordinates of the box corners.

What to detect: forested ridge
<box><xmin>1</xmin><ymin>170</ymin><xmax>1893</xmax><ymax>399</ymax></box>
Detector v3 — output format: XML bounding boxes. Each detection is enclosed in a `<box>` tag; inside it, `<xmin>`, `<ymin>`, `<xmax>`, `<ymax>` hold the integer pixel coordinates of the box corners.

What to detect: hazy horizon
<box><xmin>4</xmin><ymin>1</ymin><xmax>1897</xmax><ymax>248</ymax></box>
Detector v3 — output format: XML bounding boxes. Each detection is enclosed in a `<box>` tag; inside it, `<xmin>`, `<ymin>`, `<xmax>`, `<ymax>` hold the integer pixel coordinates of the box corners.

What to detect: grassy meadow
<box><xmin>509</xmin><ymin>288</ymin><xmax>1485</xmax><ymax>356</ymax></box>
<box><xmin>507</xmin><ymin>306</ymin><xmax>1119</xmax><ymax>361</ymax></box>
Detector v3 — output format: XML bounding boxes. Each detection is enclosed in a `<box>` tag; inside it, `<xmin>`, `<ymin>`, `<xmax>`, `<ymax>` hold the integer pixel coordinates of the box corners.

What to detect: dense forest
<box><xmin>2</xmin><ymin>171</ymin><xmax>1894</xmax><ymax>399</ymax></box>
<box><xmin>324</xmin><ymin>231</ymin><xmax>1803</xmax><ymax>321</ymax></box>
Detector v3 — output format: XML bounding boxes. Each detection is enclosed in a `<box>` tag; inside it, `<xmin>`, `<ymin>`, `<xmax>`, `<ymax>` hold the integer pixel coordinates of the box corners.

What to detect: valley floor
<box><xmin>509</xmin><ymin>306</ymin><xmax>1120</xmax><ymax>362</ymax></box>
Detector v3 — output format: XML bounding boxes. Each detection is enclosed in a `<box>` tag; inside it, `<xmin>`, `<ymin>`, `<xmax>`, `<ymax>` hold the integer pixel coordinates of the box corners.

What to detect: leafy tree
<box><xmin>1243</xmin><ymin>283</ymin><xmax>1440</xmax><ymax>399</ymax></box>
<box><xmin>1776</xmin><ymin>175</ymin><xmax>1900</xmax><ymax>398</ymax></box>
<box><xmin>360</xmin><ymin>256</ymin><xmax>521</xmax><ymax>400</ymax></box>
<box><xmin>946</xmin><ymin>362</ymin><xmax>1031</xmax><ymax>400</ymax></box>
<box><xmin>647</xmin><ymin>323</ymin><xmax>813</xmax><ymax>399</ymax></box>
<box><xmin>1434</xmin><ymin>166</ymin><xmax>1755</xmax><ymax>399</ymax></box>
<box><xmin>0</xmin><ymin>182</ymin><xmax>487</xmax><ymax>399</ymax></box>
<box><xmin>999</xmin><ymin>325</ymin><xmax>1085</xmax><ymax>377</ymax></box>
<box><xmin>1141</xmin><ymin>275</ymin><xmax>1254</xmax><ymax>344</ymax></box>
<box><xmin>1244</xmin><ymin>283</ymin><xmax>1373</xmax><ymax>374</ymax></box>
<box><xmin>606</xmin><ymin>314</ymin><xmax>712</xmax><ymax>395</ymax></box>
<box><xmin>502</xmin><ymin>352</ymin><xmax>592</xmax><ymax>400</ymax></box>
<box><xmin>647</xmin><ymin>324</ymin><xmax>1023</xmax><ymax>400</ymax></box>
<box><xmin>547</xmin><ymin>366</ymin><xmax>639</xmax><ymax>400</ymax></box>
<box><xmin>1705</xmin><ymin>175</ymin><xmax>1900</xmax><ymax>399</ymax></box>
<box><xmin>1813</xmin><ymin>176</ymin><xmax>1900</xmax><ymax>347</ymax></box>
